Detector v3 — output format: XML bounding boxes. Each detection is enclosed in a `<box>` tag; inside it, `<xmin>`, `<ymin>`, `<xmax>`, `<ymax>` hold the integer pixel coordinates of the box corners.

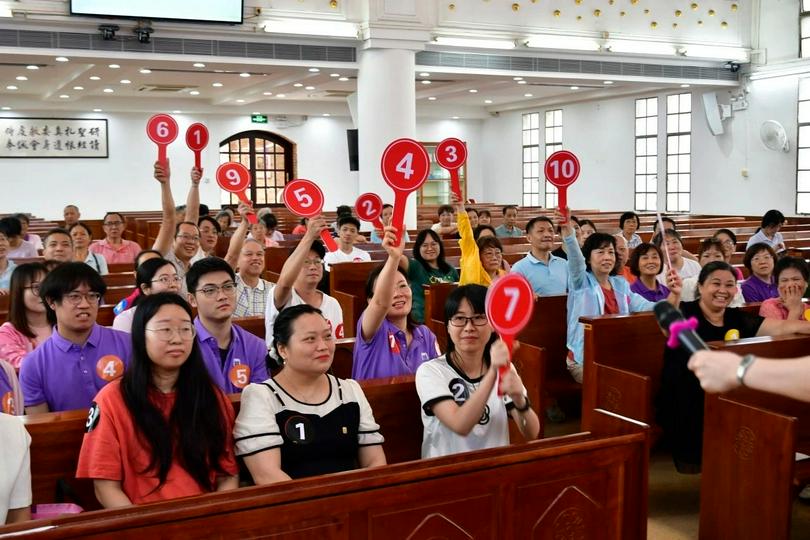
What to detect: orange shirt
<box><xmin>76</xmin><ymin>380</ymin><xmax>238</xmax><ymax>505</ymax></box>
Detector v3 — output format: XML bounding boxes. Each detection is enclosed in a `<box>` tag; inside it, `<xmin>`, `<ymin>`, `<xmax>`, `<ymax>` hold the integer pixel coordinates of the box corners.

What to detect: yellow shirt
<box><xmin>457</xmin><ymin>211</ymin><xmax>504</xmax><ymax>286</ymax></box>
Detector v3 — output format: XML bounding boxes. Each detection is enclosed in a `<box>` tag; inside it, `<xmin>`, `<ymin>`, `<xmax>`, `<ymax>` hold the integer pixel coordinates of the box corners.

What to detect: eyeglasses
<box><xmin>303</xmin><ymin>258</ymin><xmax>323</xmax><ymax>266</ymax></box>
<box><xmin>62</xmin><ymin>291</ymin><xmax>102</xmax><ymax>305</ymax></box>
<box><xmin>151</xmin><ymin>275</ymin><xmax>182</xmax><ymax>286</ymax></box>
<box><xmin>195</xmin><ymin>282</ymin><xmax>237</xmax><ymax>298</ymax></box>
<box><xmin>176</xmin><ymin>234</ymin><xmax>200</xmax><ymax>242</ymax></box>
<box><xmin>449</xmin><ymin>314</ymin><xmax>489</xmax><ymax>327</ymax></box>
<box><xmin>24</xmin><ymin>284</ymin><xmax>40</xmax><ymax>295</ymax></box>
<box><xmin>103</xmin><ymin>221</ymin><xmax>123</xmax><ymax>227</ymax></box>
<box><xmin>146</xmin><ymin>325</ymin><xmax>196</xmax><ymax>342</ymax></box>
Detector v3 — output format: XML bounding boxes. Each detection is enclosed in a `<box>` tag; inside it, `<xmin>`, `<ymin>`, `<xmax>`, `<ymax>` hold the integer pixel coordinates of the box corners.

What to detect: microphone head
<box><xmin>653</xmin><ymin>301</ymin><xmax>683</xmax><ymax>332</ymax></box>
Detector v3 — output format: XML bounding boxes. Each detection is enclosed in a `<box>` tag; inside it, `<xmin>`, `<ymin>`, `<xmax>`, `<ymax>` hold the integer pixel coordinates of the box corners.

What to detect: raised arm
<box><xmin>223</xmin><ymin>202</ymin><xmax>252</xmax><ymax>269</ymax></box>
<box><xmin>558</xmin><ymin>209</ymin><xmax>587</xmax><ymax>290</ymax></box>
<box><xmin>360</xmin><ymin>226</ymin><xmax>404</xmax><ymax>341</ymax></box>
<box><xmin>151</xmin><ymin>160</ymin><xmax>176</xmax><ymax>255</ymax></box>
<box><xmin>184</xmin><ymin>167</ymin><xmax>203</xmax><ymax>225</ymax></box>
<box><xmin>273</xmin><ymin>216</ymin><xmax>328</xmax><ymax>309</ymax></box>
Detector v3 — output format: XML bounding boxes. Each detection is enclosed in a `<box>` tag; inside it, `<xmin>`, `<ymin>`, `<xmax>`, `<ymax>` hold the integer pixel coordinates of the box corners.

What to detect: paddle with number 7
<box><xmin>484</xmin><ymin>274</ymin><xmax>535</xmax><ymax>396</ymax></box>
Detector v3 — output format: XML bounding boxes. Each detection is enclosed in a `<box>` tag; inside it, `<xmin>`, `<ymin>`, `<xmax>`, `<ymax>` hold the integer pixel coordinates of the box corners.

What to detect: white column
<box><xmin>357</xmin><ymin>47</ymin><xmax>417</xmax><ymax>227</ymax></box>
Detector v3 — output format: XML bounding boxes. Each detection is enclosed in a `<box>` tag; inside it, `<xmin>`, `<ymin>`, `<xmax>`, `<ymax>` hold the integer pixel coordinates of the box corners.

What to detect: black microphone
<box><xmin>653</xmin><ymin>301</ymin><xmax>708</xmax><ymax>354</ymax></box>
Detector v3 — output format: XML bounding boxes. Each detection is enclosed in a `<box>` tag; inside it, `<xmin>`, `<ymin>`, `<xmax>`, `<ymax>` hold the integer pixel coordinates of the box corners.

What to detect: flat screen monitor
<box><xmin>70</xmin><ymin>1</ymin><xmax>243</xmax><ymax>24</ymax></box>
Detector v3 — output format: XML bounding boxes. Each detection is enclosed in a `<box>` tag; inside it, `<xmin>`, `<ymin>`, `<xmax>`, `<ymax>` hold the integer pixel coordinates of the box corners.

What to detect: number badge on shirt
<box><xmin>229</xmin><ymin>359</ymin><xmax>251</xmax><ymax>389</ymax></box>
<box><xmin>335</xmin><ymin>323</ymin><xmax>345</xmax><ymax>339</ymax></box>
<box><xmin>388</xmin><ymin>332</ymin><xmax>401</xmax><ymax>354</ymax></box>
<box><xmin>1</xmin><ymin>391</ymin><xmax>14</xmax><ymax>415</ymax></box>
<box><xmin>724</xmin><ymin>329</ymin><xmax>740</xmax><ymax>341</ymax></box>
<box><xmin>448</xmin><ymin>378</ymin><xmax>469</xmax><ymax>405</ymax></box>
<box><xmin>96</xmin><ymin>355</ymin><xmax>124</xmax><ymax>382</ymax></box>
<box><xmin>85</xmin><ymin>401</ymin><xmax>101</xmax><ymax>433</ymax></box>
<box><xmin>284</xmin><ymin>415</ymin><xmax>312</xmax><ymax>444</ymax></box>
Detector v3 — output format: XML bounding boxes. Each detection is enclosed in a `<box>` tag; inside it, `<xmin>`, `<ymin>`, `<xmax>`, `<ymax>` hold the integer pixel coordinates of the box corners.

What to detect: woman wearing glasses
<box><xmin>76</xmin><ymin>293</ymin><xmax>238</xmax><ymax>507</ymax></box>
<box><xmin>112</xmin><ymin>258</ymin><xmax>181</xmax><ymax>333</ymax></box>
<box><xmin>0</xmin><ymin>263</ymin><xmax>51</xmax><ymax>370</ymax></box>
<box><xmin>416</xmin><ymin>285</ymin><xmax>539</xmax><ymax>458</ymax></box>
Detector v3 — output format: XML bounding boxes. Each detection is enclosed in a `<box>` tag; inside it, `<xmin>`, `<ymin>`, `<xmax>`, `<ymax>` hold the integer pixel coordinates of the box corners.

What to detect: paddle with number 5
<box><xmin>381</xmin><ymin>138</ymin><xmax>430</xmax><ymax>246</ymax></box>
<box><xmin>215</xmin><ymin>162</ymin><xmax>257</xmax><ymax>224</ymax></box>
<box><xmin>282</xmin><ymin>179</ymin><xmax>338</xmax><ymax>252</ymax></box>
<box><xmin>485</xmin><ymin>273</ymin><xmax>535</xmax><ymax>395</ymax></box>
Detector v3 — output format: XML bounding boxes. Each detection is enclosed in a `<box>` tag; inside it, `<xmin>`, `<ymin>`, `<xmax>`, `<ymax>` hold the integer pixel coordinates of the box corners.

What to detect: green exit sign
<box><xmin>251</xmin><ymin>114</ymin><xmax>268</xmax><ymax>124</ymax></box>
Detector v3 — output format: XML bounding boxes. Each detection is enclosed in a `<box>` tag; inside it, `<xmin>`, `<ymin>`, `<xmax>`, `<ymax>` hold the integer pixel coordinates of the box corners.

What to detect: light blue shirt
<box><xmin>565</xmin><ymin>235</ymin><xmax>653</xmax><ymax>365</ymax></box>
<box><xmin>370</xmin><ymin>229</ymin><xmax>410</xmax><ymax>244</ymax></box>
<box><xmin>511</xmin><ymin>252</ymin><xmax>568</xmax><ymax>295</ymax></box>
<box><xmin>0</xmin><ymin>260</ymin><xmax>16</xmax><ymax>289</ymax></box>
<box><xmin>494</xmin><ymin>225</ymin><xmax>524</xmax><ymax>238</ymax></box>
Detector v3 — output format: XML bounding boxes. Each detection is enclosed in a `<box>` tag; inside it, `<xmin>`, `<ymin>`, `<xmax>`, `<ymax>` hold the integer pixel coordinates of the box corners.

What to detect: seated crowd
<box><xmin>0</xmin><ymin>165</ymin><xmax>807</xmax><ymax>525</ymax></box>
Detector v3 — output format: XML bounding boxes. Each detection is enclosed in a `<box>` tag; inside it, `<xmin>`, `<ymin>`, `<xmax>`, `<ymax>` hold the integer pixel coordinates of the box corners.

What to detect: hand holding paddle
<box><xmin>146</xmin><ymin>114</ymin><xmax>178</xmax><ymax>166</ymax></box>
<box><xmin>216</xmin><ymin>162</ymin><xmax>257</xmax><ymax>224</ymax></box>
<box><xmin>355</xmin><ymin>193</ymin><xmax>384</xmax><ymax>230</ymax></box>
<box><xmin>282</xmin><ymin>179</ymin><xmax>338</xmax><ymax>252</ymax></box>
<box><xmin>544</xmin><ymin>150</ymin><xmax>580</xmax><ymax>221</ymax></box>
<box><xmin>185</xmin><ymin>123</ymin><xmax>209</xmax><ymax>172</ymax></box>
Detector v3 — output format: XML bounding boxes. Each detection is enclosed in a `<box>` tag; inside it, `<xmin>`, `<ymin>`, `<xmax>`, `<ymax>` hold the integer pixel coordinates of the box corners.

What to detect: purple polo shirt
<box><xmin>630</xmin><ymin>279</ymin><xmax>670</xmax><ymax>302</ymax></box>
<box><xmin>352</xmin><ymin>312</ymin><xmax>439</xmax><ymax>381</ymax></box>
<box><xmin>194</xmin><ymin>318</ymin><xmax>269</xmax><ymax>394</ymax></box>
<box><xmin>0</xmin><ymin>367</ymin><xmax>14</xmax><ymax>413</ymax></box>
<box><xmin>741</xmin><ymin>276</ymin><xmax>778</xmax><ymax>303</ymax></box>
<box><xmin>19</xmin><ymin>324</ymin><xmax>132</xmax><ymax>412</ymax></box>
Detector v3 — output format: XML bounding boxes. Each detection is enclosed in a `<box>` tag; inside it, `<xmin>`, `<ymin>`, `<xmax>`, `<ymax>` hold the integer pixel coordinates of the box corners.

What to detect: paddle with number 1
<box><xmin>185</xmin><ymin>123</ymin><xmax>209</xmax><ymax>171</ymax></box>
<box><xmin>282</xmin><ymin>179</ymin><xmax>338</xmax><ymax>252</ymax></box>
<box><xmin>485</xmin><ymin>274</ymin><xmax>535</xmax><ymax>395</ymax></box>
<box><xmin>215</xmin><ymin>162</ymin><xmax>257</xmax><ymax>224</ymax></box>
<box><xmin>381</xmin><ymin>138</ymin><xmax>430</xmax><ymax>246</ymax></box>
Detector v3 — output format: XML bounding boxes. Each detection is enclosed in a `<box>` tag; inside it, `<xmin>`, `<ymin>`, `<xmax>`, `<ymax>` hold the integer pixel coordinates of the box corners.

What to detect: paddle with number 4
<box><xmin>485</xmin><ymin>274</ymin><xmax>535</xmax><ymax>395</ymax></box>
<box><xmin>282</xmin><ymin>179</ymin><xmax>338</xmax><ymax>252</ymax></box>
<box><xmin>381</xmin><ymin>138</ymin><xmax>430</xmax><ymax>246</ymax></box>
<box><xmin>215</xmin><ymin>162</ymin><xmax>257</xmax><ymax>224</ymax></box>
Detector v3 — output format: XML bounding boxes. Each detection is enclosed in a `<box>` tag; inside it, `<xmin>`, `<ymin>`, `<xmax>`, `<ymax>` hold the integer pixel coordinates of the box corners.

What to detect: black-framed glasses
<box><xmin>449</xmin><ymin>315</ymin><xmax>489</xmax><ymax>327</ymax></box>
<box><xmin>195</xmin><ymin>282</ymin><xmax>237</xmax><ymax>298</ymax></box>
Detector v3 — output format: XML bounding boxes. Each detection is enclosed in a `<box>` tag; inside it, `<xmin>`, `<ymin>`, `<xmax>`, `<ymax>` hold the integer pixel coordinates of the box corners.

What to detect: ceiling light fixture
<box><xmin>308</xmin><ymin>67</ymin><xmax>320</xmax><ymax>72</ymax></box>
<box><xmin>1</xmin><ymin>107</ymin><xmax>10</xmax><ymax>111</ymax></box>
<box><xmin>26</xmin><ymin>65</ymin><xmax>39</xmax><ymax>70</ymax></box>
<box><xmin>293</xmin><ymin>83</ymin><xmax>303</xmax><ymax>87</ymax></box>
<box><xmin>5</xmin><ymin>85</ymin><xmax>17</xmax><ymax>90</ymax></box>
<box><xmin>172</xmin><ymin>110</ymin><xmax>182</xmax><ymax>114</ymax></box>
<box><xmin>89</xmin><ymin>76</ymin><xmax>101</xmax><ymax>81</ymax></box>
<box><xmin>59</xmin><ymin>94</ymin><xmax>69</xmax><ymax>99</ymax></box>
<box><xmin>517</xmin><ymin>80</ymin><xmax>527</xmax><ymax>85</ymax></box>
<box><xmin>240</xmin><ymin>72</ymin><xmax>251</xmax><ymax>78</ymax></box>
<box><xmin>606</xmin><ymin>40</ymin><xmax>678</xmax><ymax>56</ymax></box>
<box><xmin>513</xmin><ymin>77</ymin><xmax>523</xmax><ymax>81</ymax></box>
<box><xmin>189</xmin><ymin>90</ymin><xmax>200</xmax><ymax>95</ymax></box>
<box><xmin>55</xmin><ymin>56</ymin><xmax>69</xmax><ymax>62</ymax></box>
<box><xmin>15</xmin><ymin>76</ymin><xmax>27</xmax><ymax>81</ymax></box>
<box><xmin>524</xmin><ymin>35</ymin><xmax>601</xmax><ymax>51</ymax></box>
<box><xmin>103</xmin><ymin>88</ymin><xmax>114</xmax><ymax>93</ymax></box>
<box><xmin>120</xmin><ymin>79</ymin><xmax>131</xmax><ymax>84</ymax></box>
<box><xmin>108</xmin><ymin>64</ymin><xmax>120</xmax><ymax>69</ymax></box>
<box><xmin>338</xmin><ymin>77</ymin><xmax>349</xmax><ymax>82</ymax></box>
<box><xmin>73</xmin><ymin>86</ymin><xmax>84</xmax><ymax>90</ymax></box>
<box><xmin>427</xmin><ymin>96</ymin><xmax>437</xmax><ymax>101</ymax></box>
<box><xmin>139</xmin><ymin>68</ymin><xmax>152</xmax><ymax>74</ymax></box>
<box><xmin>680</xmin><ymin>83</ymin><xmax>691</xmax><ymax>87</ymax></box>
<box><xmin>330</xmin><ymin>73</ymin><xmax>340</xmax><ymax>77</ymax></box>
<box><xmin>570</xmin><ymin>86</ymin><xmax>579</xmax><ymax>90</ymax></box>
<box><xmin>469</xmin><ymin>89</ymin><xmax>478</xmax><ymax>93</ymax></box>
<box><xmin>193</xmin><ymin>63</ymin><xmax>206</xmax><ymax>68</ymax></box>
<box><xmin>603</xmin><ymin>80</ymin><xmax>614</xmax><ymax>85</ymax></box>
<box><xmin>421</xmin><ymin>80</ymin><xmax>432</xmax><ymax>85</ymax></box>
<box><xmin>434</xmin><ymin>36</ymin><xmax>516</xmax><ymax>49</ymax></box>
<box><xmin>212</xmin><ymin>82</ymin><xmax>223</xmax><ymax>87</ymax></box>
<box><xmin>93</xmin><ymin>108</ymin><xmax>102</xmax><ymax>112</ymax></box>
<box><xmin>263</xmin><ymin>19</ymin><xmax>359</xmax><ymax>38</ymax></box>
<box><xmin>276</xmin><ymin>94</ymin><xmax>286</xmax><ymax>98</ymax></box>
<box><xmin>322</xmin><ymin>113</ymin><xmax>331</xmax><ymax>117</ymax></box>
<box><xmin>452</xmin><ymin>116</ymin><xmax>460</xmax><ymax>119</ymax></box>
<box><xmin>419</xmin><ymin>72</ymin><xmax>430</xmax><ymax>77</ymax></box>
<box><xmin>263</xmin><ymin>91</ymin><xmax>273</xmax><ymax>96</ymax></box>
<box><xmin>236</xmin><ymin>99</ymin><xmax>245</xmax><ymax>103</ymax></box>
<box><xmin>305</xmin><ymin>85</ymin><xmax>315</xmax><ymax>90</ymax></box>
<box><xmin>484</xmin><ymin>99</ymin><xmax>493</xmax><ymax>104</ymax></box>
<box><xmin>524</xmin><ymin>93</ymin><xmax>533</xmax><ymax>97</ymax></box>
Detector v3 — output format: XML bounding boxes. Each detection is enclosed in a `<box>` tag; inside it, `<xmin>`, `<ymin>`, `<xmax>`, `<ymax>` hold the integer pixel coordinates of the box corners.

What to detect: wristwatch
<box><xmin>515</xmin><ymin>395</ymin><xmax>531</xmax><ymax>412</ymax></box>
<box><xmin>736</xmin><ymin>354</ymin><xmax>756</xmax><ymax>387</ymax></box>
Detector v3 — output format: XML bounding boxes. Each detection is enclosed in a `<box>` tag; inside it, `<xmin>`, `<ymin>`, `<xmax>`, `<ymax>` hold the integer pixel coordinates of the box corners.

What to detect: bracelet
<box><xmin>736</xmin><ymin>354</ymin><xmax>756</xmax><ymax>387</ymax></box>
<box><xmin>514</xmin><ymin>395</ymin><xmax>531</xmax><ymax>412</ymax></box>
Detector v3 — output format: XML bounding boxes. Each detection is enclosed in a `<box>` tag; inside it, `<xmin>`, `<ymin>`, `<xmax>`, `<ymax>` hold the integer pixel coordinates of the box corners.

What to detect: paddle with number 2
<box><xmin>282</xmin><ymin>179</ymin><xmax>338</xmax><ymax>252</ymax></box>
<box><xmin>435</xmin><ymin>137</ymin><xmax>467</xmax><ymax>201</ymax></box>
<box><xmin>381</xmin><ymin>138</ymin><xmax>430</xmax><ymax>246</ymax></box>
<box><xmin>485</xmin><ymin>273</ymin><xmax>535</xmax><ymax>395</ymax></box>
<box><xmin>215</xmin><ymin>162</ymin><xmax>257</xmax><ymax>224</ymax></box>
<box><xmin>355</xmin><ymin>193</ymin><xmax>384</xmax><ymax>230</ymax></box>
<box><xmin>544</xmin><ymin>150</ymin><xmax>581</xmax><ymax>220</ymax></box>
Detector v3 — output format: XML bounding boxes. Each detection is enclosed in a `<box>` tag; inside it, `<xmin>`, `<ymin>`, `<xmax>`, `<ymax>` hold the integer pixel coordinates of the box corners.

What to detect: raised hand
<box><xmin>190</xmin><ymin>166</ymin><xmax>202</xmax><ymax>185</ymax></box>
<box><xmin>381</xmin><ymin>225</ymin><xmax>405</xmax><ymax>257</ymax></box>
<box><xmin>154</xmin><ymin>160</ymin><xmax>170</xmax><ymax>184</ymax></box>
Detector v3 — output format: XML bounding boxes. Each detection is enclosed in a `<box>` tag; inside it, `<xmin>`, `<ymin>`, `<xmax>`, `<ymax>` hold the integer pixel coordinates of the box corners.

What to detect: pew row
<box><xmin>7</xmin><ymin>408</ymin><xmax>648</xmax><ymax>539</ymax></box>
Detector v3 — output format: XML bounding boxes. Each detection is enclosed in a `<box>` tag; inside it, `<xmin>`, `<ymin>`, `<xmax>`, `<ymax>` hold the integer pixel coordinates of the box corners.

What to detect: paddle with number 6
<box><xmin>282</xmin><ymin>179</ymin><xmax>338</xmax><ymax>252</ymax></box>
<box><xmin>381</xmin><ymin>138</ymin><xmax>430</xmax><ymax>246</ymax></box>
<box><xmin>215</xmin><ymin>162</ymin><xmax>257</xmax><ymax>224</ymax></box>
<box><xmin>544</xmin><ymin>150</ymin><xmax>581</xmax><ymax>220</ymax></box>
<box><xmin>355</xmin><ymin>193</ymin><xmax>384</xmax><ymax>230</ymax></box>
<box><xmin>146</xmin><ymin>113</ymin><xmax>178</xmax><ymax>166</ymax></box>
<box><xmin>435</xmin><ymin>137</ymin><xmax>467</xmax><ymax>201</ymax></box>
<box><xmin>485</xmin><ymin>273</ymin><xmax>535</xmax><ymax>395</ymax></box>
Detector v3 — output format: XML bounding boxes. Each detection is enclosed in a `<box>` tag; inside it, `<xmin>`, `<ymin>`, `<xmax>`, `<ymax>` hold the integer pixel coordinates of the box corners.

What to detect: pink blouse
<box><xmin>0</xmin><ymin>321</ymin><xmax>47</xmax><ymax>369</ymax></box>
<box><xmin>758</xmin><ymin>298</ymin><xmax>810</xmax><ymax>321</ymax></box>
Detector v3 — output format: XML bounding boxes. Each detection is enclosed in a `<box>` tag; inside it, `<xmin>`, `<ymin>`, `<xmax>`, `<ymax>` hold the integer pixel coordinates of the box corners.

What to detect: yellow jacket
<box><xmin>457</xmin><ymin>210</ymin><xmax>504</xmax><ymax>286</ymax></box>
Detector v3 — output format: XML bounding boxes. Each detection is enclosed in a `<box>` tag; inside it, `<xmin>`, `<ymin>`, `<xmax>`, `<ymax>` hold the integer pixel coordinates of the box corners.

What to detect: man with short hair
<box><xmin>495</xmin><ymin>205</ymin><xmax>523</xmax><ymax>238</ymax></box>
<box><xmin>62</xmin><ymin>205</ymin><xmax>81</xmax><ymax>227</ymax></box>
<box><xmin>233</xmin><ymin>238</ymin><xmax>272</xmax><ymax>317</ymax></box>
<box><xmin>613</xmin><ymin>233</ymin><xmax>635</xmax><ymax>283</ymax></box>
<box><xmin>19</xmin><ymin>262</ymin><xmax>131</xmax><ymax>413</ymax></box>
<box><xmin>186</xmin><ymin>257</ymin><xmax>268</xmax><ymax>393</ymax></box>
<box><xmin>0</xmin><ymin>225</ymin><xmax>17</xmax><ymax>291</ymax></box>
<box><xmin>42</xmin><ymin>228</ymin><xmax>74</xmax><ymax>263</ymax></box>
<box><xmin>430</xmin><ymin>205</ymin><xmax>457</xmax><ymax>236</ymax></box>
<box><xmin>323</xmin><ymin>216</ymin><xmax>371</xmax><ymax>271</ymax></box>
<box><xmin>89</xmin><ymin>211</ymin><xmax>141</xmax><ymax>265</ymax></box>
<box><xmin>511</xmin><ymin>216</ymin><xmax>568</xmax><ymax>295</ymax></box>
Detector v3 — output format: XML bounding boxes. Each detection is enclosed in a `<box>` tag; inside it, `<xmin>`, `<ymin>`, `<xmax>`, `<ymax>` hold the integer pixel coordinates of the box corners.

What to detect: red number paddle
<box><xmin>185</xmin><ymin>123</ymin><xmax>209</xmax><ymax>171</ymax></box>
<box><xmin>282</xmin><ymin>179</ymin><xmax>338</xmax><ymax>252</ymax></box>
<box><xmin>381</xmin><ymin>138</ymin><xmax>430</xmax><ymax>246</ymax></box>
<box><xmin>355</xmin><ymin>193</ymin><xmax>384</xmax><ymax>230</ymax></box>
<box><xmin>216</xmin><ymin>162</ymin><xmax>257</xmax><ymax>224</ymax></box>
<box><xmin>435</xmin><ymin>138</ymin><xmax>467</xmax><ymax>201</ymax></box>
<box><xmin>544</xmin><ymin>150</ymin><xmax>581</xmax><ymax>220</ymax></box>
<box><xmin>146</xmin><ymin>114</ymin><xmax>178</xmax><ymax>166</ymax></box>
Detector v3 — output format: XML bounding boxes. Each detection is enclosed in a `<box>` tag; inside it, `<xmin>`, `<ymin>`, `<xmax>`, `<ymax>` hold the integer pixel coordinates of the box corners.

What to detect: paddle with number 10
<box><xmin>544</xmin><ymin>150</ymin><xmax>581</xmax><ymax>220</ymax></box>
<box><xmin>282</xmin><ymin>179</ymin><xmax>338</xmax><ymax>252</ymax></box>
<box><xmin>215</xmin><ymin>162</ymin><xmax>257</xmax><ymax>224</ymax></box>
<box><xmin>381</xmin><ymin>138</ymin><xmax>430</xmax><ymax>246</ymax></box>
<box><xmin>485</xmin><ymin>274</ymin><xmax>535</xmax><ymax>396</ymax></box>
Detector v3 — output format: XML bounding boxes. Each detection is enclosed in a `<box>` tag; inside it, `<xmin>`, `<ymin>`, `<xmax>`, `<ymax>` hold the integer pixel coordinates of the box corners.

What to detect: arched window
<box><xmin>219</xmin><ymin>130</ymin><xmax>296</xmax><ymax>207</ymax></box>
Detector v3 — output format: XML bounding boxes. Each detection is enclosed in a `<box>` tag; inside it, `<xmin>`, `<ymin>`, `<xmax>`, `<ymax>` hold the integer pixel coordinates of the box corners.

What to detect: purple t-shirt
<box><xmin>19</xmin><ymin>324</ymin><xmax>132</xmax><ymax>412</ymax></box>
<box><xmin>194</xmin><ymin>318</ymin><xmax>269</xmax><ymax>394</ymax></box>
<box><xmin>352</xmin><ymin>312</ymin><xmax>439</xmax><ymax>381</ymax></box>
<box><xmin>0</xmin><ymin>366</ymin><xmax>14</xmax><ymax>414</ymax></box>
<box><xmin>630</xmin><ymin>279</ymin><xmax>670</xmax><ymax>302</ymax></box>
<box><xmin>740</xmin><ymin>276</ymin><xmax>778</xmax><ymax>303</ymax></box>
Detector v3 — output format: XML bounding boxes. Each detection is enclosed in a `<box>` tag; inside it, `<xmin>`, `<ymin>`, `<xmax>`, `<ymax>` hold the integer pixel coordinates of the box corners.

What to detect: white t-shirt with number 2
<box><xmin>415</xmin><ymin>355</ymin><xmax>519</xmax><ymax>459</ymax></box>
<box><xmin>0</xmin><ymin>413</ymin><xmax>31</xmax><ymax>523</ymax></box>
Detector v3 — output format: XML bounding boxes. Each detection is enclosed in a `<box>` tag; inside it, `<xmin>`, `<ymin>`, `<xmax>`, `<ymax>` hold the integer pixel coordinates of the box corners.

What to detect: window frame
<box><xmin>797</xmin><ymin>78</ymin><xmax>810</xmax><ymax>213</ymax></box>
<box><xmin>801</xmin><ymin>1</ymin><xmax>810</xmax><ymax>58</ymax></box>
<box><xmin>544</xmin><ymin>109</ymin><xmax>563</xmax><ymax>209</ymax></box>
<box><xmin>521</xmin><ymin>112</ymin><xmax>541</xmax><ymax>206</ymax></box>
<box><xmin>218</xmin><ymin>130</ymin><xmax>296</xmax><ymax>207</ymax></box>
<box><xmin>634</xmin><ymin>96</ymin><xmax>659</xmax><ymax>211</ymax></box>
<box><xmin>665</xmin><ymin>92</ymin><xmax>692</xmax><ymax>213</ymax></box>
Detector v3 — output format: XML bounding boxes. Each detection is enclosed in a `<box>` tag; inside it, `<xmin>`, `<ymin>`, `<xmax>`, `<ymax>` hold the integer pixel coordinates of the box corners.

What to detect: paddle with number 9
<box><xmin>282</xmin><ymin>179</ymin><xmax>338</xmax><ymax>252</ymax></box>
<box><xmin>485</xmin><ymin>273</ymin><xmax>535</xmax><ymax>395</ymax></box>
<box><xmin>215</xmin><ymin>162</ymin><xmax>257</xmax><ymax>224</ymax></box>
<box><xmin>435</xmin><ymin>137</ymin><xmax>467</xmax><ymax>201</ymax></box>
<box><xmin>544</xmin><ymin>150</ymin><xmax>581</xmax><ymax>220</ymax></box>
<box><xmin>381</xmin><ymin>138</ymin><xmax>430</xmax><ymax>245</ymax></box>
<box><xmin>185</xmin><ymin>123</ymin><xmax>209</xmax><ymax>171</ymax></box>
<box><xmin>146</xmin><ymin>114</ymin><xmax>179</xmax><ymax>166</ymax></box>
<box><xmin>355</xmin><ymin>193</ymin><xmax>384</xmax><ymax>230</ymax></box>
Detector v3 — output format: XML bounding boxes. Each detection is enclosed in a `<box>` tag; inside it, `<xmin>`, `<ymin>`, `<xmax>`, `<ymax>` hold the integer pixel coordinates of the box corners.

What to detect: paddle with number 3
<box><xmin>282</xmin><ymin>179</ymin><xmax>338</xmax><ymax>252</ymax></box>
<box><xmin>544</xmin><ymin>150</ymin><xmax>581</xmax><ymax>220</ymax></box>
<box><xmin>215</xmin><ymin>162</ymin><xmax>257</xmax><ymax>224</ymax></box>
<box><xmin>381</xmin><ymin>138</ymin><xmax>430</xmax><ymax>246</ymax></box>
<box><xmin>146</xmin><ymin>114</ymin><xmax>178</xmax><ymax>166</ymax></box>
<box><xmin>485</xmin><ymin>274</ymin><xmax>535</xmax><ymax>396</ymax></box>
<box><xmin>435</xmin><ymin>137</ymin><xmax>467</xmax><ymax>201</ymax></box>
<box><xmin>355</xmin><ymin>193</ymin><xmax>384</xmax><ymax>230</ymax></box>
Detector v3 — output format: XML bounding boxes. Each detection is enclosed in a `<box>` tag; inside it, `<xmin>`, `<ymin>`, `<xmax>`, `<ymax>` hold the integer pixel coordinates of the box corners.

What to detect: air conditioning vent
<box><xmin>138</xmin><ymin>85</ymin><xmax>195</xmax><ymax>93</ymax></box>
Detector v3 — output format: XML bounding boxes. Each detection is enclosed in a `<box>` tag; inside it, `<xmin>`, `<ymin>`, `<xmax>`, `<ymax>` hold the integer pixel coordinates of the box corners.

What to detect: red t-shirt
<box><xmin>621</xmin><ymin>266</ymin><xmax>637</xmax><ymax>285</ymax></box>
<box><xmin>601</xmin><ymin>284</ymin><xmax>619</xmax><ymax>315</ymax></box>
<box><xmin>76</xmin><ymin>379</ymin><xmax>238</xmax><ymax>505</ymax></box>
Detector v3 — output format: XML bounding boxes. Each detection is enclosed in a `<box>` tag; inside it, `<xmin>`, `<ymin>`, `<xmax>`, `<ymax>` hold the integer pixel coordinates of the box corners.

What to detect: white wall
<box><xmin>0</xmin><ymin>111</ymin><xmax>485</xmax><ymax>220</ymax></box>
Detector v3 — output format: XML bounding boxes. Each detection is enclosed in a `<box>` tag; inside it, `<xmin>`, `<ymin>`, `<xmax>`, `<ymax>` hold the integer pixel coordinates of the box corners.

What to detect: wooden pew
<box><xmin>101</xmin><ymin>272</ymin><xmax>135</xmax><ymax>287</ymax></box>
<box><xmin>9</xmin><ymin>408</ymin><xmax>648</xmax><ymax>539</ymax></box>
<box><xmin>699</xmin><ymin>335</ymin><xmax>810</xmax><ymax>540</ymax></box>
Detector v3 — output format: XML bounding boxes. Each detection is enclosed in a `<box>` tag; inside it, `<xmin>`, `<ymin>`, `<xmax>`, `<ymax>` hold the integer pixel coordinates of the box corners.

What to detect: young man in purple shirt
<box><xmin>186</xmin><ymin>257</ymin><xmax>269</xmax><ymax>393</ymax></box>
<box><xmin>20</xmin><ymin>263</ymin><xmax>132</xmax><ymax>413</ymax></box>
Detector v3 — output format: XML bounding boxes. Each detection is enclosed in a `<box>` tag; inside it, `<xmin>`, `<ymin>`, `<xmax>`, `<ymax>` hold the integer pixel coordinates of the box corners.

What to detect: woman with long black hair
<box><xmin>112</xmin><ymin>258</ymin><xmax>181</xmax><ymax>333</ymax></box>
<box><xmin>76</xmin><ymin>293</ymin><xmax>238</xmax><ymax>507</ymax></box>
